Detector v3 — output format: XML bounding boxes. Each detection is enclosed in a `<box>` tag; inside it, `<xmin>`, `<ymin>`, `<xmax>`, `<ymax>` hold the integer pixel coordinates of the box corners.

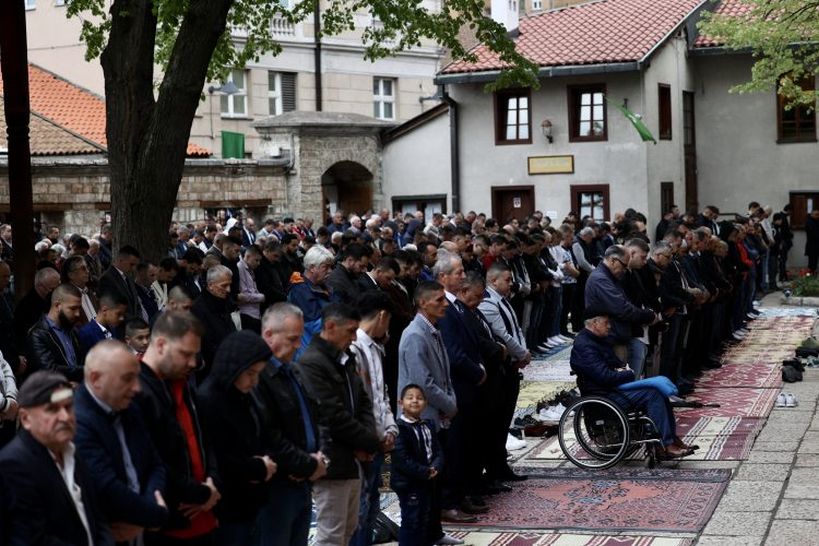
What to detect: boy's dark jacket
<box><xmin>389</xmin><ymin>418</ymin><xmax>444</xmax><ymax>492</ymax></box>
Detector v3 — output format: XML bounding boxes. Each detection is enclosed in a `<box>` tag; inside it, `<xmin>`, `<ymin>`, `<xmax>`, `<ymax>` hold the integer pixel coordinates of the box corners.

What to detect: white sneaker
<box><xmin>737</xmin><ymin>328</ymin><xmax>750</xmax><ymax>335</ymax></box>
<box><xmin>785</xmin><ymin>393</ymin><xmax>798</xmax><ymax>408</ymax></box>
<box><xmin>558</xmin><ymin>335</ymin><xmax>573</xmax><ymax>343</ymax></box>
<box><xmin>437</xmin><ymin>534</ymin><xmax>465</xmax><ymax>545</ymax></box>
<box><xmin>548</xmin><ymin>336</ymin><xmax>566</xmax><ymax>345</ymax></box>
<box><xmin>506</xmin><ymin>433</ymin><xmax>527</xmax><ymax>451</ymax></box>
<box><xmin>776</xmin><ymin>393</ymin><xmax>787</xmax><ymax>408</ymax></box>
<box><xmin>535</xmin><ymin>406</ymin><xmax>562</xmax><ymax>422</ymax></box>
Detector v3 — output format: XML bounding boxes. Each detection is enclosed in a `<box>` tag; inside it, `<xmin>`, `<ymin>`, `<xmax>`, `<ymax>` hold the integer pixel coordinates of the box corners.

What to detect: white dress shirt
<box><xmin>51</xmin><ymin>442</ymin><xmax>94</xmax><ymax>546</ymax></box>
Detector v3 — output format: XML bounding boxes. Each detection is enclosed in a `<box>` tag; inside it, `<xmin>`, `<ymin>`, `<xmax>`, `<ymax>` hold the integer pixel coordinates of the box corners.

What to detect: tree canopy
<box><xmin>698</xmin><ymin>0</ymin><xmax>819</xmax><ymax>107</ymax></box>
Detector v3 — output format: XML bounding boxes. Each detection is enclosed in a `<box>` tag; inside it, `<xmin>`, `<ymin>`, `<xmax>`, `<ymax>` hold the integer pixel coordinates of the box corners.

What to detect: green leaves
<box><xmin>698</xmin><ymin>0</ymin><xmax>819</xmax><ymax>108</ymax></box>
<box><xmin>65</xmin><ymin>0</ymin><xmax>537</xmax><ymax>92</ymax></box>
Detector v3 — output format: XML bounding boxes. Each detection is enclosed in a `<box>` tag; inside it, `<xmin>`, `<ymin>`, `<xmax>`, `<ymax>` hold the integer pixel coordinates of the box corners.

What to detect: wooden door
<box><xmin>683</xmin><ymin>91</ymin><xmax>698</xmax><ymax>213</ymax></box>
<box><xmin>492</xmin><ymin>186</ymin><xmax>535</xmax><ymax>223</ymax></box>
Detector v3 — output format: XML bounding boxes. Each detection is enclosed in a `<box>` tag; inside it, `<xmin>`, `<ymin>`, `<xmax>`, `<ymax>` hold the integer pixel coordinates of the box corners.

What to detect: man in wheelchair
<box><xmin>570</xmin><ymin>309</ymin><xmax>695</xmax><ymax>460</ymax></box>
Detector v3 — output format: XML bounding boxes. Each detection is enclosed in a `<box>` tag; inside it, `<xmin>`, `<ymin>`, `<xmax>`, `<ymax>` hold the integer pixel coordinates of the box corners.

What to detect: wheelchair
<box><xmin>557</xmin><ymin>395</ymin><xmax>665</xmax><ymax>470</ymax></box>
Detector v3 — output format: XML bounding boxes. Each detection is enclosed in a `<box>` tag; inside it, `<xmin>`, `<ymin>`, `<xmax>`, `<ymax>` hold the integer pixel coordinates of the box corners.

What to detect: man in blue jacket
<box><xmin>570</xmin><ymin>310</ymin><xmax>692</xmax><ymax>459</ymax></box>
<box><xmin>74</xmin><ymin>340</ymin><xmax>168</xmax><ymax>544</ymax></box>
<box><xmin>585</xmin><ymin>245</ymin><xmax>657</xmax><ymax>366</ymax></box>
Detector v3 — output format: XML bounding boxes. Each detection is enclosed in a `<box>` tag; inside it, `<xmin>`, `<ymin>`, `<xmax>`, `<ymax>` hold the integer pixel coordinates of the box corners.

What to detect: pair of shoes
<box><xmin>659</xmin><ymin>444</ymin><xmax>695</xmax><ymax>459</ymax></box>
<box><xmin>441</xmin><ymin>508</ymin><xmax>478</xmax><ymax>524</ymax></box>
<box><xmin>777</xmin><ymin>392</ymin><xmax>798</xmax><ymax>407</ymax></box>
<box><xmin>436</xmin><ymin>533</ymin><xmax>465</xmax><ymax>545</ymax></box>
<box><xmin>460</xmin><ymin>498</ymin><xmax>489</xmax><ymax>515</ymax></box>
<box><xmin>498</xmin><ymin>469</ymin><xmax>528</xmax><ymax>482</ymax></box>
<box><xmin>557</xmin><ymin>335</ymin><xmax>573</xmax><ymax>343</ymax></box>
<box><xmin>534</xmin><ymin>404</ymin><xmax>566</xmax><ymax>422</ymax></box>
<box><xmin>673</xmin><ymin>436</ymin><xmax>700</xmax><ymax>451</ymax></box>
<box><xmin>506</xmin><ymin>433</ymin><xmax>527</xmax><ymax>451</ymax></box>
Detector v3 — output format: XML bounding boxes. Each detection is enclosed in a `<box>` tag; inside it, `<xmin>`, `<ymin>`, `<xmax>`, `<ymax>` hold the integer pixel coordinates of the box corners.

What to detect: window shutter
<box><xmin>282</xmin><ymin>73</ymin><xmax>296</xmax><ymax>112</ymax></box>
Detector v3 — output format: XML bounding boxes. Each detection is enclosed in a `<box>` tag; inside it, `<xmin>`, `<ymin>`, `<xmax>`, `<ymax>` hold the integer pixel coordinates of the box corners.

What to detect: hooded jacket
<box><xmin>198</xmin><ymin>330</ymin><xmax>274</xmax><ymax>523</ymax></box>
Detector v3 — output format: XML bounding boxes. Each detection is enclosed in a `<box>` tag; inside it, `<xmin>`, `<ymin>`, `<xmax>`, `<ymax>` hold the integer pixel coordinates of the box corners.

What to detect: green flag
<box><xmin>221</xmin><ymin>131</ymin><xmax>245</xmax><ymax>159</ymax></box>
<box><xmin>606</xmin><ymin>98</ymin><xmax>656</xmax><ymax>144</ymax></box>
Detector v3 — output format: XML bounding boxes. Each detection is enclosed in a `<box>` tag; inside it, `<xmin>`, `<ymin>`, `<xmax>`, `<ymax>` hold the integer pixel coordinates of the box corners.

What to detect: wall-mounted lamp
<box><xmin>541</xmin><ymin>119</ymin><xmax>553</xmax><ymax>144</ymax></box>
<box><xmin>208</xmin><ymin>81</ymin><xmax>240</xmax><ymax>96</ymax></box>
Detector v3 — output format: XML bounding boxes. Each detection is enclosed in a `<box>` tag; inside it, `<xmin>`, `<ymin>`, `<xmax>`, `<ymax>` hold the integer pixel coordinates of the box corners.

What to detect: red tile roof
<box><xmin>693</xmin><ymin>0</ymin><xmax>753</xmax><ymax>48</ymax></box>
<box><xmin>442</xmin><ymin>0</ymin><xmax>705</xmax><ymax>74</ymax></box>
<box><xmin>0</xmin><ymin>108</ymin><xmax>104</xmax><ymax>156</ymax></box>
<box><xmin>0</xmin><ymin>64</ymin><xmax>210</xmax><ymax>157</ymax></box>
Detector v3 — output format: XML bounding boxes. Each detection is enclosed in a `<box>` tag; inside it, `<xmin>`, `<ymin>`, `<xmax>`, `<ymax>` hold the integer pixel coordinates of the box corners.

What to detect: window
<box><xmin>568</xmin><ymin>84</ymin><xmax>607</xmax><ymax>141</ymax></box>
<box><xmin>494</xmin><ymin>88</ymin><xmax>532</xmax><ymax>144</ymax></box>
<box><xmin>220</xmin><ymin>69</ymin><xmax>248</xmax><ymax>118</ymax></box>
<box><xmin>24</xmin><ymin>0</ymin><xmax>36</xmax><ymax>10</ymax></box>
<box><xmin>268</xmin><ymin>71</ymin><xmax>296</xmax><ymax>116</ymax></box>
<box><xmin>660</xmin><ymin>182</ymin><xmax>674</xmax><ymax>217</ymax></box>
<box><xmin>777</xmin><ymin>77</ymin><xmax>817</xmax><ymax>143</ymax></box>
<box><xmin>789</xmin><ymin>192</ymin><xmax>819</xmax><ymax>229</ymax></box>
<box><xmin>571</xmin><ymin>184</ymin><xmax>610</xmax><ymax>221</ymax></box>
<box><xmin>658</xmin><ymin>84</ymin><xmax>672</xmax><ymax>140</ymax></box>
<box><xmin>373</xmin><ymin>78</ymin><xmax>396</xmax><ymax>120</ymax></box>
<box><xmin>531</xmin><ymin>0</ymin><xmax>543</xmax><ymax>9</ymax></box>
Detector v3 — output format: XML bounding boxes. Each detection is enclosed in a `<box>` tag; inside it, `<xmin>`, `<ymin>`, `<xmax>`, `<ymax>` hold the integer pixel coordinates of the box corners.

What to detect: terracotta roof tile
<box><xmin>0</xmin><ymin>64</ymin><xmax>210</xmax><ymax>157</ymax></box>
<box><xmin>0</xmin><ymin>108</ymin><xmax>104</xmax><ymax>156</ymax></box>
<box><xmin>693</xmin><ymin>0</ymin><xmax>752</xmax><ymax>48</ymax></box>
<box><xmin>442</xmin><ymin>0</ymin><xmax>704</xmax><ymax>74</ymax></box>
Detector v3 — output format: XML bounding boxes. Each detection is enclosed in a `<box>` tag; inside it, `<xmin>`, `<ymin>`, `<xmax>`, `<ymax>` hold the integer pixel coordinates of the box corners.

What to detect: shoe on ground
<box><xmin>746</xmin><ymin>312</ymin><xmax>758</xmax><ymax>320</ymax></box>
<box><xmin>737</xmin><ymin>328</ymin><xmax>750</xmax><ymax>335</ymax></box>
<box><xmin>506</xmin><ymin>433</ymin><xmax>527</xmax><ymax>451</ymax></box>
<box><xmin>785</xmin><ymin>392</ymin><xmax>798</xmax><ymax>407</ymax></box>
<box><xmin>460</xmin><ymin>498</ymin><xmax>489</xmax><ymax>514</ymax></box>
<box><xmin>441</xmin><ymin>508</ymin><xmax>478</xmax><ymax>524</ymax></box>
<box><xmin>660</xmin><ymin>443</ymin><xmax>695</xmax><ymax>459</ymax></box>
<box><xmin>557</xmin><ymin>335</ymin><xmax>573</xmax><ymax>343</ymax></box>
<box><xmin>776</xmin><ymin>393</ymin><xmax>788</xmax><ymax>408</ymax></box>
<box><xmin>548</xmin><ymin>336</ymin><xmax>567</xmax><ymax>345</ymax></box>
<box><xmin>436</xmin><ymin>533</ymin><xmax>466</xmax><ymax>545</ymax></box>
<box><xmin>498</xmin><ymin>469</ymin><xmax>528</xmax><ymax>482</ymax></box>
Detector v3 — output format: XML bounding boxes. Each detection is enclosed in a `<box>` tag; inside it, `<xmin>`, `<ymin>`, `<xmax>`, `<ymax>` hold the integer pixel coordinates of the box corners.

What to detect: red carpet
<box><xmin>675</xmin><ymin>387</ymin><xmax>779</xmax><ymax>419</ymax></box>
<box><xmin>695</xmin><ymin>362</ymin><xmax>781</xmax><ymax>389</ymax></box>
<box><xmin>456</xmin><ymin>468</ymin><xmax>729</xmax><ymax>533</ymax></box>
<box><xmin>443</xmin><ymin>531</ymin><xmax>693</xmax><ymax>545</ymax></box>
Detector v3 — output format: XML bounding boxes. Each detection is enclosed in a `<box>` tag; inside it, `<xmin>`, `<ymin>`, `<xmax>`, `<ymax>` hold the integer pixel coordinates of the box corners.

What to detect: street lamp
<box><xmin>208</xmin><ymin>80</ymin><xmax>241</xmax><ymax>139</ymax></box>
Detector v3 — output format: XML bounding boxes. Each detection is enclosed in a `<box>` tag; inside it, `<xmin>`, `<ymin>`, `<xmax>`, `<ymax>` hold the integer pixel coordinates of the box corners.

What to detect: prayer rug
<box><xmin>695</xmin><ymin>362</ymin><xmax>781</xmax><ymax>389</ymax></box>
<box><xmin>517</xmin><ymin>381</ymin><xmax>577</xmax><ymax>411</ymax></box>
<box><xmin>523</xmin><ymin>359</ymin><xmax>575</xmax><ymax>382</ymax></box>
<box><xmin>675</xmin><ymin>415</ymin><xmax>764</xmax><ymax>460</ymax></box>
<box><xmin>720</xmin><ymin>345</ymin><xmax>795</xmax><ymax>363</ymax></box>
<box><xmin>759</xmin><ymin>307</ymin><xmax>819</xmax><ymax>318</ymax></box>
<box><xmin>450</xmin><ymin>467</ymin><xmax>729</xmax><ymax>533</ymax></box>
<box><xmin>435</xmin><ymin>531</ymin><xmax>693</xmax><ymax>546</ymax></box>
<box><xmin>674</xmin><ymin>387</ymin><xmax>779</xmax><ymax>419</ymax></box>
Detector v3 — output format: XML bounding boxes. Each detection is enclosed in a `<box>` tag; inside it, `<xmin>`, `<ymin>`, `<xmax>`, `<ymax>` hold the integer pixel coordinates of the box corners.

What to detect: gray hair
<box><xmin>168</xmin><ymin>285</ymin><xmax>192</xmax><ymax>303</ymax></box>
<box><xmin>650</xmin><ymin>241</ymin><xmax>671</xmax><ymax>257</ymax></box>
<box><xmin>603</xmin><ymin>244</ymin><xmax>627</xmax><ymax>261</ymax></box>
<box><xmin>206</xmin><ymin>264</ymin><xmax>232</xmax><ymax>285</ymax></box>
<box><xmin>35</xmin><ymin>267</ymin><xmax>60</xmax><ymax>287</ymax></box>
<box><xmin>262</xmin><ymin>302</ymin><xmax>304</xmax><ymax>331</ymax></box>
<box><xmin>432</xmin><ymin>250</ymin><xmax>461</xmax><ymax>279</ymax></box>
<box><xmin>303</xmin><ymin>245</ymin><xmax>335</xmax><ymax>270</ymax></box>
<box><xmin>579</xmin><ymin>227</ymin><xmax>594</xmax><ymax>238</ymax></box>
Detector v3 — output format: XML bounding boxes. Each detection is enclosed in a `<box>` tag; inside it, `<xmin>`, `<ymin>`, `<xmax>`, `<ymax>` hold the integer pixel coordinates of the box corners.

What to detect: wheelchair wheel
<box><xmin>558</xmin><ymin>396</ymin><xmax>630</xmax><ymax>470</ymax></box>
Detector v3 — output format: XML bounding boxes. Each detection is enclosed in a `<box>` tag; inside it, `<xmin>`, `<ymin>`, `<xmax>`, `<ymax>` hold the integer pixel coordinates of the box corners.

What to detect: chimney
<box><xmin>491</xmin><ymin>0</ymin><xmax>520</xmax><ymax>31</ymax></box>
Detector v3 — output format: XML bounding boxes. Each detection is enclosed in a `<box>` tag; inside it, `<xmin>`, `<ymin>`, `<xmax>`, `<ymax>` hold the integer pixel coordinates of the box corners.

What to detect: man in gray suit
<box><xmin>479</xmin><ymin>262</ymin><xmax>531</xmax><ymax>483</ymax></box>
<box><xmin>397</xmin><ymin>280</ymin><xmax>466</xmax><ymax>544</ymax></box>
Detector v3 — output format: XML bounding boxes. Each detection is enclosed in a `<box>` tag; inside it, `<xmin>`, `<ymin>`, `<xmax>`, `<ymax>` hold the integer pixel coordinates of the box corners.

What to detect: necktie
<box><xmin>500</xmin><ymin>297</ymin><xmax>522</xmax><ymax>343</ymax></box>
<box><xmin>112</xmin><ymin>415</ymin><xmax>140</xmax><ymax>493</ymax></box>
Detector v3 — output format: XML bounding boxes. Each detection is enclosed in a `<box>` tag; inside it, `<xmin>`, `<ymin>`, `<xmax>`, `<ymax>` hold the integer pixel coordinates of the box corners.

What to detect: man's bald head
<box><xmin>84</xmin><ymin>340</ymin><xmax>141</xmax><ymax>412</ymax></box>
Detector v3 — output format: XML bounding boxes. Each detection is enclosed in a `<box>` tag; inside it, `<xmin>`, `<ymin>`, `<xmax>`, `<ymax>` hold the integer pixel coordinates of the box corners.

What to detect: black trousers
<box><xmin>441</xmin><ymin>398</ymin><xmax>479</xmax><ymax>509</ymax></box>
<box><xmin>487</xmin><ymin>365</ymin><xmax>521</xmax><ymax>479</ymax></box>
<box><xmin>560</xmin><ymin>283</ymin><xmax>575</xmax><ymax>336</ymax></box>
<box><xmin>396</xmin><ymin>483</ymin><xmax>436</xmax><ymax>546</ymax></box>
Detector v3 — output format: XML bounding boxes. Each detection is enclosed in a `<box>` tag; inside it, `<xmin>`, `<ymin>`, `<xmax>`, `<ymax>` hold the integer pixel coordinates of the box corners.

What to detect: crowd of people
<box><xmin>0</xmin><ymin>199</ymin><xmax>798</xmax><ymax>546</ymax></box>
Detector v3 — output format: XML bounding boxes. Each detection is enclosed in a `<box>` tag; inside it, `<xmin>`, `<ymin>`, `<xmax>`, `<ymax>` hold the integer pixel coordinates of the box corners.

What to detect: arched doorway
<box><xmin>321</xmin><ymin>161</ymin><xmax>373</xmax><ymax>221</ymax></box>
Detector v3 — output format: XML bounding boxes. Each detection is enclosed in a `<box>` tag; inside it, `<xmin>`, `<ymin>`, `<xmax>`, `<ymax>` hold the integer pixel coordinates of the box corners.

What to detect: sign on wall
<box><xmin>528</xmin><ymin>155</ymin><xmax>575</xmax><ymax>175</ymax></box>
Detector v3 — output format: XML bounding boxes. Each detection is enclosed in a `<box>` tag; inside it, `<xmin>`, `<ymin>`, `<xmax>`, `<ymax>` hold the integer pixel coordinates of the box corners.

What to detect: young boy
<box><xmin>124</xmin><ymin>318</ymin><xmax>151</xmax><ymax>357</ymax></box>
<box><xmin>391</xmin><ymin>384</ymin><xmax>445</xmax><ymax>546</ymax></box>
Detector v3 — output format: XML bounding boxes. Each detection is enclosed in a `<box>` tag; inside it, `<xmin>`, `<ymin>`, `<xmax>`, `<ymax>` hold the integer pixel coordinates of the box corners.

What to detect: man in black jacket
<box><xmin>255</xmin><ymin>302</ymin><xmax>327</xmax><ymax>546</ymax></box>
<box><xmin>134</xmin><ymin>311</ymin><xmax>222</xmax><ymax>545</ymax></box>
<box><xmin>74</xmin><ymin>340</ymin><xmax>168</xmax><ymax>544</ymax></box>
<box><xmin>0</xmin><ymin>370</ymin><xmax>113</xmax><ymax>545</ymax></box>
<box><xmin>256</xmin><ymin>242</ymin><xmax>288</xmax><ymax>312</ymax></box>
<box><xmin>326</xmin><ymin>243</ymin><xmax>368</xmax><ymax>305</ymax></box>
<box><xmin>190</xmin><ymin>265</ymin><xmax>237</xmax><ymax>381</ymax></box>
<box><xmin>298</xmin><ymin>303</ymin><xmax>380</xmax><ymax>546</ymax></box>
<box><xmin>98</xmin><ymin>245</ymin><xmax>146</xmax><ymax>323</ymax></box>
<box><xmin>14</xmin><ymin>266</ymin><xmax>60</xmax><ymax>344</ymax></box>
<box><xmin>26</xmin><ymin>283</ymin><xmax>84</xmax><ymax>383</ymax></box>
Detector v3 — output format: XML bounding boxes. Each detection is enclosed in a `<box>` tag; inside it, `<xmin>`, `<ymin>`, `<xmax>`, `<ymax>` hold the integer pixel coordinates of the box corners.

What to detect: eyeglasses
<box><xmin>612</xmin><ymin>258</ymin><xmax>628</xmax><ymax>268</ymax></box>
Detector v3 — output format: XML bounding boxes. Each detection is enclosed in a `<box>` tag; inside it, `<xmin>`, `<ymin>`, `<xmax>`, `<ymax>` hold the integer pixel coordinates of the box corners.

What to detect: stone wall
<box><xmin>0</xmin><ymin>158</ymin><xmax>290</xmax><ymax>236</ymax></box>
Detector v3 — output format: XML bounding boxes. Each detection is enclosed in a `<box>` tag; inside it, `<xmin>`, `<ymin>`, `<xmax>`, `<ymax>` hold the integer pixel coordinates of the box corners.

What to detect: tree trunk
<box><xmin>101</xmin><ymin>0</ymin><xmax>234</xmax><ymax>264</ymax></box>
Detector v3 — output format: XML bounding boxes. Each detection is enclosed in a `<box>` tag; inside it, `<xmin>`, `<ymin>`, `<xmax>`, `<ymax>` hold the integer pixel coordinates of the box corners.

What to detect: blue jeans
<box><xmin>628</xmin><ymin>338</ymin><xmax>648</xmax><ymax>379</ymax></box>
<box><xmin>610</xmin><ymin>388</ymin><xmax>676</xmax><ymax>446</ymax></box>
<box><xmin>350</xmin><ymin>452</ymin><xmax>384</xmax><ymax>546</ymax></box>
<box><xmin>216</xmin><ymin>521</ymin><xmax>253</xmax><ymax>546</ymax></box>
<box><xmin>254</xmin><ymin>482</ymin><xmax>312</xmax><ymax>546</ymax></box>
<box><xmin>396</xmin><ymin>485</ymin><xmax>435</xmax><ymax>546</ymax></box>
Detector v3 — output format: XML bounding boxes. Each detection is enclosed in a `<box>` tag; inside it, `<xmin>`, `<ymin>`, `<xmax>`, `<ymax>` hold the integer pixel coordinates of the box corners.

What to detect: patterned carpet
<box><xmin>446</xmin><ymin>468</ymin><xmax>730</xmax><ymax>533</ymax></box>
<box><xmin>694</xmin><ymin>362</ymin><xmax>781</xmax><ymax>389</ymax></box>
<box><xmin>431</xmin><ymin>531</ymin><xmax>693</xmax><ymax>545</ymax></box>
<box><xmin>674</xmin><ymin>387</ymin><xmax>780</xmax><ymax>419</ymax></box>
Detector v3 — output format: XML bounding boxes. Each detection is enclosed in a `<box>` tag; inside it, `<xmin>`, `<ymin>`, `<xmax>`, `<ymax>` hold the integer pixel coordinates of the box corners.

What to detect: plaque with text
<box><xmin>528</xmin><ymin>155</ymin><xmax>575</xmax><ymax>175</ymax></box>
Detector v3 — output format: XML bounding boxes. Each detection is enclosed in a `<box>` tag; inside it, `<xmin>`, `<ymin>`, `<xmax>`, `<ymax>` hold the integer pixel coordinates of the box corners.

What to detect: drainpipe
<box><xmin>441</xmin><ymin>86</ymin><xmax>460</xmax><ymax>213</ymax></box>
<box><xmin>313</xmin><ymin>1</ymin><xmax>323</xmax><ymax>111</ymax></box>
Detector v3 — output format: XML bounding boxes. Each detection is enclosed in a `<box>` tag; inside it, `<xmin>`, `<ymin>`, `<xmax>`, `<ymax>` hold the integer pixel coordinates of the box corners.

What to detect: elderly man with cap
<box><xmin>570</xmin><ymin>310</ymin><xmax>694</xmax><ymax>460</ymax></box>
<box><xmin>0</xmin><ymin>370</ymin><xmax>113</xmax><ymax>545</ymax></box>
<box><xmin>74</xmin><ymin>340</ymin><xmax>169</xmax><ymax>545</ymax></box>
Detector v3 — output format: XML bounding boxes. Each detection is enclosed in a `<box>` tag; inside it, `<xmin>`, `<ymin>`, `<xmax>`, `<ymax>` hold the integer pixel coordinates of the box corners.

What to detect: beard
<box><xmin>57</xmin><ymin>310</ymin><xmax>76</xmax><ymax>330</ymax></box>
